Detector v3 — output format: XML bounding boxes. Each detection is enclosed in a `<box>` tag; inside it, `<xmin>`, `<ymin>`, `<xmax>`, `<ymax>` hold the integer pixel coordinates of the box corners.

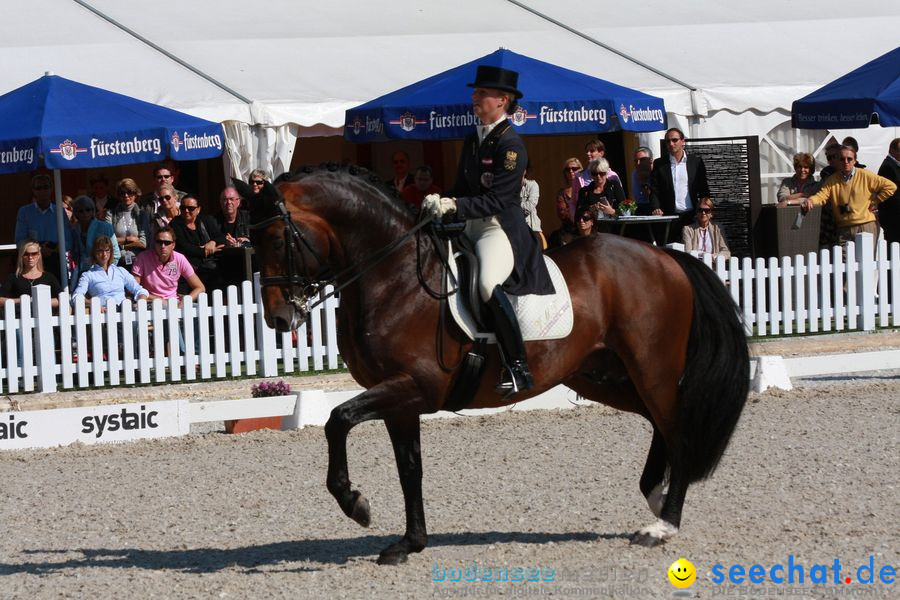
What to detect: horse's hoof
<box><xmin>376</xmin><ymin>550</ymin><xmax>409</xmax><ymax>566</ymax></box>
<box><xmin>349</xmin><ymin>491</ymin><xmax>371</xmax><ymax>528</ymax></box>
<box><xmin>630</xmin><ymin>531</ymin><xmax>666</xmax><ymax>547</ymax></box>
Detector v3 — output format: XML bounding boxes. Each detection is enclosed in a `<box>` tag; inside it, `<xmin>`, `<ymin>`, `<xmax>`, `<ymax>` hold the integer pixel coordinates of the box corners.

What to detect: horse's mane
<box><xmin>273</xmin><ymin>162</ymin><xmax>415</xmax><ymax>234</ymax></box>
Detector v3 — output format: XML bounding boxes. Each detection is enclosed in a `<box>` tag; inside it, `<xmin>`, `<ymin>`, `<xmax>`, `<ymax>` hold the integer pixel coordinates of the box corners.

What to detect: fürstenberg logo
<box><xmin>81</xmin><ymin>405</ymin><xmax>159</xmax><ymax>438</ymax></box>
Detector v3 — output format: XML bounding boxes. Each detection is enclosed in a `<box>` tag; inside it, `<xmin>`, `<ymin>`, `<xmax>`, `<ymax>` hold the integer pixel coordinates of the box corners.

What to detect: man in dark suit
<box><xmin>650</xmin><ymin>127</ymin><xmax>710</xmax><ymax>243</ymax></box>
<box><xmin>877</xmin><ymin>138</ymin><xmax>900</xmax><ymax>244</ymax></box>
<box><xmin>384</xmin><ymin>150</ymin><xmax>415</xmax><ymax>194</ymax></box>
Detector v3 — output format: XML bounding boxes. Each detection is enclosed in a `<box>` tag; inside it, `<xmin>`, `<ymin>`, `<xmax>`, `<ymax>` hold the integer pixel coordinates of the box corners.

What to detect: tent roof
<box><xmin>2</xmin><ymin>0</ymin><xmax>898</xmax><ymax>128</ymax></box>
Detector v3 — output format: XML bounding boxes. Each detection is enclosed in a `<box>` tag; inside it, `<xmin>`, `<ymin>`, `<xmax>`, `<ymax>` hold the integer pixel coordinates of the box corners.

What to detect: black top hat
<box><xmin>467</xmin><ymin>65</ymin><xmax>523</xmax><ymax>99</ymax></box>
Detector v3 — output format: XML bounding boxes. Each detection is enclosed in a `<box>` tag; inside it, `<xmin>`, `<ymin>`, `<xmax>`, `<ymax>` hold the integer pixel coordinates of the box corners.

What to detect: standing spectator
<box><xmin>650</xmin><ymin>127</ymin><xmax>710</xmax><ymax>243</ymax></box>
<box><xmin>877</xmin><ymin>138</ymin><xmax>900</xmax><ymax>245</ymax></box>
<box><xmin>14</xmin><ymin>173</ymin><xmax>71</xmax><ymax>283</ymax></box>
<box><xmin>71</xmin><ymin>236</ymin><xmax>148</xmax><ymax>308</ymax></box>
<box><xmin>89</xmin><ymin>173</ymin><xmax>117</xmax><ymax>222</ymax></box>
<box><xmin>170</xmin><ymin>195</ymin><xmax>226</xmax><ymax>292</ymax></box>
<box><xmin>632</xmin><ymin>146</ymin><xmax>654</xmax><ymax>215</ymax></box>
<box><xmin>777</xmin><ymin>153</ymin><xmax>821</xmax><ymax>206</ymax></box>
<box><xmin>131</xmin><ymin>227</ymin><xmax>205</xmax><ymax>303</ymax></box>
<box><xmin>841</xmin><ymin>136</ymin><xmax>866</xmax><ymax>169</ymax></box>
<box><xmin>110</xmin><ymin>178</ymin><xmax>149</xmax><ymax>270</ymax></box>
<box><xmin>0</xmin><ymin>240</ymin><xmax>61</xmax><ymax>307</ymax></box>
<box><xmin>577</xmin><ymin>158</ymin><xmax>625</xmax><ymax>219</ymax></box>
<box><xmin>71</xmin><ymin>196</ymin><xmax>120</xmax><ymax>284</ymax></box>
<box><xmin>557</xmin><ymin>158</ymin><xmax>583</xmax><ymax>224</ymax></box>
<box><xmin>385</xmin><ymin>150</ymin><xmax>414</xmax><ymax>194</ymax></box>
<box><xmin>682</xmin><ymin>197</ymin><xmax>731</xmax><ymax>260</ymax></box>
<box><xmin>519</xmin><ymin>162</ymin><xmax>544</xmax><ymax>249</ymax></box>
<box><xmin>575</xmin><ymin>140</ymin><xmax>622</xmax><ymax>193</ymax></box>
<box><xmin>149</xmin><ymin>183</ymin><xmax>181</xmax><ymax>240</ymax></box>
<box><xmin>819</xmin><ymin>142</ymin><xmax>842</xmax><ymax>181</ymax></box>
<box><xmin>216</xmin><ymin>186</ymin><xmax>251</xmax><ymax>248</ymax></box>
<box><xmin>140</xmin><ymin>161</ymin><xmax>186</xmax><ymax>217</ymax></box>
<box><xmin>802</xmin><ymin>145</ymin><xmax>897</xmax><ymax>245</ymax></box>
<box><xmin>401</xmin><ymin>165</ymin><xmax>441</xmax><ymax>211</ymax></box>
<box><xmin>248</xmin><ymin>169</ymin><xmax>268</xmax><ymax>196</ymax></box>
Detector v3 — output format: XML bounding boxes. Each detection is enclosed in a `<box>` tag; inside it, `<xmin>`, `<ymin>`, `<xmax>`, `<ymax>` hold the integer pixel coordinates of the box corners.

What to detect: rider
<box><xmin>423</xmin><ymin>65</ymin><xmax>554</xmax><ymax>395</ymax></box>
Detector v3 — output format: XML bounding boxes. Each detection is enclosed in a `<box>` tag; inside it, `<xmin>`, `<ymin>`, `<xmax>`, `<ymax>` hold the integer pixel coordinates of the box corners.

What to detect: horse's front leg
<box><xmin>323</xmin><ymin>374</ymin><xmax>431</xmax><ymax>560</ymax></box>
<box><xmin>378</xmin><ymin>415</ymin><xmax>426</xmax><ymax>565</ymax></box>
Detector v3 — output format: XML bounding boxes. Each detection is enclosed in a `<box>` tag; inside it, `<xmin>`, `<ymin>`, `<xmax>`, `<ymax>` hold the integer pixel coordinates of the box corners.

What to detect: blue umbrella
<box><xmin>792</xmin><ymin>46</ymin><xmax>900</xmax><ymax>129</ymax></box>
<box><xmin>345</xmin><ymin>48</ymin><xmax>667</xmax><ymax>142</ymax></box>
<box><xmin>0</xmin><ymin>73</ymin><xmax>225</xmax><ymax>286</ymax></box>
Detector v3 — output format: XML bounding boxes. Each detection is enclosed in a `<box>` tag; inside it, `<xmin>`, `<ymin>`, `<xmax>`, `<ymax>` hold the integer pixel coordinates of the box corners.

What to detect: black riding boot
<box><xmin>485</xmin><ymin>285</ymin><xmax>534</xmax><ymax>396</ymax></box>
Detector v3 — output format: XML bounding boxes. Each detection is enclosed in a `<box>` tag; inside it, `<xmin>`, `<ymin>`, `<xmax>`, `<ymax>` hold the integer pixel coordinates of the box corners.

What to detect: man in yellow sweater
<box><xmin>801</xmin><ymin>145</ymin><xmax>897</xmax><ymax>244</ymax></box>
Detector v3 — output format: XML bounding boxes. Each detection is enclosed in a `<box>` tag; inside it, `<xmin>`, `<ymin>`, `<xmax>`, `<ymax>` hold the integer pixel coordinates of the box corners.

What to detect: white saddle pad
<box><xmin>446</xmin><ymin>247</ymin><xmax>573</xmax><ymax>342</ymax></box>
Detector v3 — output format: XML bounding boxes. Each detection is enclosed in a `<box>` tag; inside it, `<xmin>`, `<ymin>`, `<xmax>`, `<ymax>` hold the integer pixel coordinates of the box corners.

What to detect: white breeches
<box><xmin>464</xmin><ymin>216</ymin><xmax>514</xmax><ymax>302</ymax></box>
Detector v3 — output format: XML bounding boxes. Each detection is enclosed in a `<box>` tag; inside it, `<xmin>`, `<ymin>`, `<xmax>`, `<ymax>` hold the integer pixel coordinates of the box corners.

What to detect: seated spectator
<box><xmin>577</xmin><ymin>158</ymin><xmax>625</xmax><ymax>218</ymax></box>
<box><xmin>400</xmin><ymin>165</ymin><xmax>441</xmax><ymax>211</ymax></box>
<box><xmin>110</xmin><ymin>178</ymin><xmax>149</xmax><ymax>270</ymax></box>
<box><xmin>71</xmin><ymin>195</ymin><xmax>120</xmax><ymax>284</ymax></box>
<box><xmin>0</xmin><ymin>240</ymin><xmax>61</xmax><ymax>308</ymax></box>
<box><xmin>149</xmin><ymin>183</ymin><xmax>181</xmax><ymax>240</ymax></box>
<box><xmin>170</xmin><ymin>195</ymin><xmax>226</xmax><ymax>292</ymax></box>
<box><xmin>682</xmin><ymin>197</ymin><xmax>731</xmax><ymax>260</ymax></box>
<box><xmin>248</xmin><ymin>169</ymin><xmax>268</xmax><ymax>196</ymax></box>
<box><xmin>71</xmin><ymin>236</ymin><xmax>148</xmax><ymax>309</ymax></box>
<box><xmin>547</xmin><ymin>195</ymin><xmax>578</xmax><ymax>249</ymax></box>
<box><xmin>574</xmin><ymin>208</ymin><xmax>596</xmax><ymax>238</ymax></box>
<box><xmin>131</xmin><ymin>227</ymin><xmax>205</xmax><ymax>304</ymax></box>
<box><xmin>215</xmin><ymin>186</ymin><xmax>251</xmax><ymax>247</ymax></box>
<box><xmin>777</xmin><ymin>153</ymin><xmax>820</xmax><ymax>207</ymax></box>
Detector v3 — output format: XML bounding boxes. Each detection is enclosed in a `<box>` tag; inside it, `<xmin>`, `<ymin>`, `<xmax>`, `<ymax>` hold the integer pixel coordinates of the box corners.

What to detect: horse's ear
<box><xmin>261</xmin><ymin>180</ymin><xmax>279</xmax><ymax>202</ymax></box>
<box><xmin>232</xmin><ymin>178</ymin><xmax>252</xmax><ymax>199</ymax></box>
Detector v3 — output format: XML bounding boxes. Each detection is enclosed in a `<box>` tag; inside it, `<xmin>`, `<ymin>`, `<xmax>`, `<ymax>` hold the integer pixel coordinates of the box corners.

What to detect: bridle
<box><xmin>249</xmin><ymin>196</ymin><xmax>434</xmax><ymax>319</ymax></box>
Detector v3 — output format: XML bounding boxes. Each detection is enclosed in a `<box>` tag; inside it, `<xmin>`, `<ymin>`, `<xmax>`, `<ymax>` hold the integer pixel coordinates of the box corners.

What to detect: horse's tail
<box><xmin>663</xmin><ymin>249</ymin><xmax>749</xmax><ymax>483</ymax></box>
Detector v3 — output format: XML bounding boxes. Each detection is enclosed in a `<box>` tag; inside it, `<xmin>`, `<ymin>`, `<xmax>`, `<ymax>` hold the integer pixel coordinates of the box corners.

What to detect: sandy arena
<box><xmin>0</xmin><ymin>333</ymin><xmax>898</xmax><ymax>599</ymax></box>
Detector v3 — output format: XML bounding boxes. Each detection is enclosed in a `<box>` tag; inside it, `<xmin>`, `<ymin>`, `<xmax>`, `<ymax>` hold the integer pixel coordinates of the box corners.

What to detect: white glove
<box><xmin>422</xmin><ymin>194</ymin><xmax>457</xmax><ymax>220</ymax></box>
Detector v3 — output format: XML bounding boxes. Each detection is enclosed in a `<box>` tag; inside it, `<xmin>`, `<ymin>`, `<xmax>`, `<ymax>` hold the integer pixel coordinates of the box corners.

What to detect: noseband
<box><xmin>250</xmin><ymin>197</ymin><xmax>434</xmax><ymax>319</ymax></box>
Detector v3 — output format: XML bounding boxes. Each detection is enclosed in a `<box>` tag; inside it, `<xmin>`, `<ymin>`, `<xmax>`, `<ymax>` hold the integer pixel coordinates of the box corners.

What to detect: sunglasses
<box><xmin>24</xmin><ymin>251</ymin><xmax>40</xmax><ymax>257</ymax></box>
<box><xmin>591</xmin><ymin>171</ymin><xmax>607</xmax><ymax>177</ymax></box>
<box><xmin>119</xmin><ymin>190</ymin><xmax>138</xmax><ymax>196</ymax></box>
<box><xmin>160</xmin><ymin>195</ymin><xmax>173</xmax><ymax>201</ymax></box>
<box><xmin>250</xmin><ymin>179</ymin><xmax>265</xmax><ymax>186</ymax></box>
<box><xmin>155</xmin><ymin>239</ymin><xmax>174</xmax><ymax>246</ymax></box>
<box><xmin>565</xmin><ymin>166</ymin><xmax>580</xmax><ymax>172</ymax></box>
<box><xmin>156</xmin><ymin>173</ymin><xmax>173</xmax><ymax>180</ymax></box>
<box><xmin>182</xmin><ymin>205</ymin><xmax>199</xmax><ymax>212</ymax></box>
<box><xmin>577</xmin><ymin>215</ymin><xmax>593</xmax><ymax>222</ymax></box>
<box><xmin>697</xmin><ymin>208</ymin><xmax>713</xmax><ymax>214</ymax></box>
<box><xmin>838</xmin><ymin>157</ymin><xmax>855</xmax><ymax>163</ymax></box>
<box><xmin>665</xmin><ymin>138</ymin><xmax>682</xmax><ymax>144</ymax></box>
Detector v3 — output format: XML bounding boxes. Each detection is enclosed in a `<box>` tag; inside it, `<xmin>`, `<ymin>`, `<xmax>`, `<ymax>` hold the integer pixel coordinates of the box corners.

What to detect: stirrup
<box><xmin>495</xmin><ymin>361</ymin><xmax>534</xmax><ymax>398</ymax></box>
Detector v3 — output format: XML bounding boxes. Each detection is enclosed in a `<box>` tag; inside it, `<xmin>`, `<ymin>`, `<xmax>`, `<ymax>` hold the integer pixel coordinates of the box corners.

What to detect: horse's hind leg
<box><xmin>379</xmin><ymin>416</ymin><xmax>427</xmax><ymax>565</ymax></box>
<box><xmin>639</xmin><ymin>428</ymin><xmax>668</xmax><ymax>518</ymax></box>
<box><xmin>631</xmin><ymin>462</ymin><xmax>687</xmax><ymax>547</ymax></box>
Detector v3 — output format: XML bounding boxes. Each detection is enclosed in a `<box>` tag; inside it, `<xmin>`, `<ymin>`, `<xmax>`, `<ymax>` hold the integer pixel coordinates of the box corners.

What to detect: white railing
<box><xmin>0</xmin><ymin>277</ymin><xmax>340</xmax><ymax>395</ymax></box>
<box><xmin>1</xmin><ymin>232</ymin><xmax>895</xmax><ymax>395</ymax></box>
<box><xmin>685</xmin><ymin>232</ymin><xmax>895</xmax><ymax>336</ymax></box>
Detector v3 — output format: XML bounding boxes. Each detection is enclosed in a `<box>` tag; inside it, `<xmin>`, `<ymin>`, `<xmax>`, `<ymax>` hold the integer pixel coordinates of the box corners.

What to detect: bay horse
<box><xmin>239</xmin><ymin>165</ymin><xmax>748</xmax><ymax>566</ymax></box>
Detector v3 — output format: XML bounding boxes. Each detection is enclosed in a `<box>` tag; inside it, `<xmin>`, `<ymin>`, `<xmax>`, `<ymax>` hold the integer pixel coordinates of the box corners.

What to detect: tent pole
<box><xmin>53</xmin><ymin>169</ymin><xmax>68</xmax><ymax>292</ymax></box>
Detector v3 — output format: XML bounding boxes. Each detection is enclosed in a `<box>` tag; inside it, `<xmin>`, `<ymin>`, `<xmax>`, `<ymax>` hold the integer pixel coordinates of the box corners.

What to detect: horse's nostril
<box><xmin>274</xmin><ymin>317</ymin><xmax>291</xmax><ymax>332</ymax></box>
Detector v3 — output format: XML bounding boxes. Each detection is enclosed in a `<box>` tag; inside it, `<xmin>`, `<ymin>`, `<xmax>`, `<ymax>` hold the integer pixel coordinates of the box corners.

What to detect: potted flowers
<box><xmin>617</xmin><ymin>198</ymin><xmax>638</xmax><ymax>217</ymax></box>
<box><xmin>224</xmin><ymin>379</ymin><xmax>293</xmax><ymax>434</ymax></box>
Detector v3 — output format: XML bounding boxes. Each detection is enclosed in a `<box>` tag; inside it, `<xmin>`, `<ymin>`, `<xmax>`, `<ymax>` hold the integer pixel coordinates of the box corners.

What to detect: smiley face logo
<box><xmin>668</xmin><ymin>558</ymin><xmax>696</xmax><ymax>588</ymax></box>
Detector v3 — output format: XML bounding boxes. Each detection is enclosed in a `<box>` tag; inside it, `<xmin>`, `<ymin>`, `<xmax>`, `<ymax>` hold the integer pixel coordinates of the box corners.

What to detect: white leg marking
<box><xmin>647</xmin><ymin>483</ymin><xmax>666</xmax><ymax>518</ymax></box>
<box><xmin>637</xmin><ymin>519</ymin><xmax>679</xmax><ymax>541</ymax></box>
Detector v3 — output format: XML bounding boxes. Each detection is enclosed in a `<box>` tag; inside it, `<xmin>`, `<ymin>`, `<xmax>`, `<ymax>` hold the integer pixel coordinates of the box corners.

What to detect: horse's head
<box><xmin>239</xmin><ymin>177</ymin><xmax>332</xmax><ymax>332</ymax></box>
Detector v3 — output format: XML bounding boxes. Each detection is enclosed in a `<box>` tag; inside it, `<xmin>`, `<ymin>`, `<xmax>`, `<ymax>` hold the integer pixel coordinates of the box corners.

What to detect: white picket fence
<box><xmin>686</xmin><ymin>232</ymin><xmax>895</xmax><ymax>336</ymax></box>
<box><xmin>0</xmin><ymin>277</ymin><xmax>340</xmax><ymax>395</ymax></box>
<box><xmin>1</xmin><ymin>232</ymin><xmax>895</xmax><ymax>395</ymax></box>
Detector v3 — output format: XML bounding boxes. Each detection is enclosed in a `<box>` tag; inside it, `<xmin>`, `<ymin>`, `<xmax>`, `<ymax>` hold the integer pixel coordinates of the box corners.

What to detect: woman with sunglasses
<box><xmin>71</xmin><ymin>195</ymin><xmax>120</xmax><ymax>284</ymax></box>
<box><xmin>170</xmin><ymin>194</ymin><xmax>226</xmax><ymax>292</ymax></box>
<box><xmin>149</xmin><ymin>182</ymin><xmax>181</xmax><ymax>241</ymax></box>
<box><xmin>682</xmin><ymin>197</ymin><xmax>731</xmax><ymax>260</ymax></box>
<box><xmin>556</xmin><ymin>158</ymin><xmax>582</xmax><ymax>225</ymax></box>
<box><xmin>0</xmin><ymin>240</ymin><xmax>61</xmax><ymax>308</ymax></box>
<box><xmin>110</xmin><ymin>178</ymin><xmax>150</xmax><ymax>271</ymax></box>
<box><xmin>574</xmin><ymin>209</ymin><xmax>597</xmax><ymax>238</ymax></box>
<box><xmin>576</xmin><ymin>158</ymin><xmax>625</xmax><ymax>221</ymax></box>
<box><xmin>248</xmin><ymin>169</ymin><xmax>268</xmax><ymax>195</ymax></box>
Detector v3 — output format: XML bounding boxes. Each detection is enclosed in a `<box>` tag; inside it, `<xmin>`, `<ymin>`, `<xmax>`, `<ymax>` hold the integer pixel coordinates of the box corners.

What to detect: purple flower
<box><xmin>251</xmin><ymin>379</ymin><xmax>292</xmax><ymax>397</ymax></box>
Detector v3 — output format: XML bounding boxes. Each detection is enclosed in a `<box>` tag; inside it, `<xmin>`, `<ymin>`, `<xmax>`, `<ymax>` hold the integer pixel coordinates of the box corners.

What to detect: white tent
<box><xmin>3</xmin><ymin>0</ymin><xmax>898</xmax><ymax>190</ymax></box>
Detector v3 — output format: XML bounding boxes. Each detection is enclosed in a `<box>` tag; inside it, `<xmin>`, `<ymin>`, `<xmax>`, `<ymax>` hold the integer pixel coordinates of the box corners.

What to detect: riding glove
<box><xmin>422</xmin><ymin>194</ymin><xmax>457</xmax><ymax>220</ymax></box>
